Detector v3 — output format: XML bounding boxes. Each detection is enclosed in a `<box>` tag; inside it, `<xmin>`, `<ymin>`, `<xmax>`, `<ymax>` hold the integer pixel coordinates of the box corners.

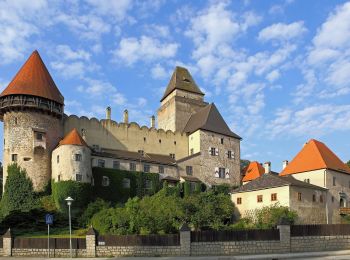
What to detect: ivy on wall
<box><xmin>92</xmin><ymin>167</ymin><xmax>160</xmax><ymax>203</ymax></box>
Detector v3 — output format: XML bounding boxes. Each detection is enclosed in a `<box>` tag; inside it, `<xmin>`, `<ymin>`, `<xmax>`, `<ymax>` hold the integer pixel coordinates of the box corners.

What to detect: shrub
<box><xmin>255</xmin><ymin>204</ymin><xmax>297</xmax><ymax>228</ymax></box>
<box><xmin>78</xmin><ymin>198</ymin><xmax>111</xmax><ymax>227</ymax></box>
<box><xmin>51</xmin><ymin>180</ymin><xmax>92</xmax><ymax>216</ymax></box>
<box><xmin>0</xmin><ymin>164</ymin><xmax>38</xmax><ymax>217</ymax></box>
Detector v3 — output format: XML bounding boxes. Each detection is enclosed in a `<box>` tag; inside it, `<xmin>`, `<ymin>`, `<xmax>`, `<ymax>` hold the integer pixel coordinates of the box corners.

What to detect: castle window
<box><xmin>159</xmin><ymin>139</ymin><xmax>161</xmax><ymax>143</ymax></box>
<box><xmin>220</xmin><ymin>138</ymin><xmax>224</xmax><ymax>144</ymax></box>
<box><xmin>144</xmin><ymin>137</ymin><xmax>146</xmax><ymax>142</ymax></box>
<box><xmin>271</xmin><ymin>193</ymin><xmax>277</xmax><ymax>201</ymax></box>
<box><xmin>14</xmin><ymin>117</ymin><xmax>17</xmax><ymax>125</ymax></box>
<box><xmin>186</xmin><ymin>166</ymin><xmax>193</xmax><ymax>176</ymax></box>
<box><xmin>298</xmin><ymin>192</ymin><xmax>302</xmax><ymax>201</ymax></box>
<box><xmin>190</xmin><ymin>148</ymin><xmax>194</xmax><ymax>155</ymax></box>
<box><xmin>174</xmin><ymin>141</ymin><xmax>176</xmax><ymax>145</ymax></box>
<box><xmin>36</xmin><ymin>132</ymin><xmax>43</xmax><ymax>141</ymax></box>
<box><xmin>58</xmin><ymin>174</ymin><xmax>61</xmax><ymax>181</ymax></box>
<box><xmin>98</xmin><ymin>159</ymin><xmax>105</xmax><ymax>168</ymax></box>
<box><xmin>227</xmin><ymin>151</ymin><xmax>233</xmax><ymax>159</ymax></box>
<box><xmin>102</xmin><ymin>176</ymin><xmax>109</xmax><ymax>186</ymax></box>
<box><xmin>333</xmin><ymin>177</ymin><xmax>336</xmax><ymax>186</ymax></box>
<box><xmin>144</xmin><ymin>179</ymin><xmax>152</xmax><ymax>190</ymax></box>
<box><xmin>218</xmin><ymin>167</ymin><xmax>225</xmax><ymax>178</ymax></box>
<box><xmin>76</xmin><ymin>174</ymin><xmax>82</xmax><ymax>182</ymax></box>
<box><xmin>312</xmin><ymin>194</ymin><xmax>316</xmax><ymax>202</ymax></box>
<box><xmin>11</xmin><ymin>154</ymin><xmax>18</xmax><ymax>162</ymax></box>
<box><xmin>138</xmin><ymin>150</ymin><xmax>144</xmax><ymax>156</ymax></box>
<box><xmin>75</xmin><ymin>154</ymin><xmax>82</xmax><ymax>161</ymax></box>
<box><xmin>210</xmin><ymin>147</ymin><xmax>218</xmax><ymax>156</ymax></box>
<box><xmin>320</xmin><ymin>195</ymin><xmax>324</xmax><ymax>203</ymax></box>
<box><xmin>122</xmin><ymin>178</ymin><xmax>131</xmax><ymax>188</ymax></box>
<box><xmin>130</xmin><ymin>162</ymin><xmax>136</xmax><ymax>171</ymax></box>
<box><xmin>144</xmin><ymin>164</ymin><xmax>150</xmax><ymax>173</ymax></box>
<box><xmin>237</xmin><ymin>197</ymin><xmax>242</xmax><ymax>205</ymax></box>
<box><xmin>57</xmin><ymin>155</ymin><xmax>60</xmax><ymax>164</ymax></box>
<box><xmin>158</xmin><ymin>166</ymin><xmax>164</xmax><ymax>174</ymax></box>
<box><xmin>257</xmin><ymin>195</ymin><xmax>263</xmax><ymax>203</ymax></box>
<box><xmin>23</xmin><ymin>157</ymin><xmax>31</xmax><ymax>161</ymax></box>
<box><xmin>113</xmin><ymin>161</ymin><xmax>120</xmax><ymax>169</ymax></box>
<box><xmin>170</xmin><ymin>153</ymin><xmax>175</xmax><ymax>159</ymax></box>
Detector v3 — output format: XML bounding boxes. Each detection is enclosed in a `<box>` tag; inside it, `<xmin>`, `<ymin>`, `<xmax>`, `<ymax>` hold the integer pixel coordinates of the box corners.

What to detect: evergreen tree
<box><xmin>0</xmin><ymin>164</ymin><xmax>37</xmax><ymax>217</ymax></box>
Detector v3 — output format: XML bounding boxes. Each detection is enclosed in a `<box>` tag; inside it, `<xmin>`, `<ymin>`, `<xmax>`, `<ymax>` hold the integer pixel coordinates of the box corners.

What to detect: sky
<box><xmin>0</xmin><ymin>0</ymin><xmax>350</xmax><ymax>172</ymax></box>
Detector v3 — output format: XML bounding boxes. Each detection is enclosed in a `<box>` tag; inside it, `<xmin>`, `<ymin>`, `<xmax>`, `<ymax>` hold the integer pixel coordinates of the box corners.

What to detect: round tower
<box><xmin>52</xmin><ymin>128</ymin><xmax>92</xmax><ymax>183</ymax></box>
<box><xmin>0</xmin><ymin>50</ymin><xmax>64</xmax><ymax>191</ymax></box>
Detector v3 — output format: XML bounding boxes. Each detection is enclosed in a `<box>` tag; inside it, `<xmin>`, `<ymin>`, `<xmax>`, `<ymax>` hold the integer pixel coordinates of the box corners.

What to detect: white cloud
<box><xmin>258</xmin><ymin>21</ymin><xmax>307</xmax><ymax>42</ymax></box>
<box><xmin>113</xmin><ymin>36</ymin><xmax>179</xmax><ymax>66</ymax></box>
<box><xmin>84</xmin><ymin>0</ymin><xmax>132</xmax><ymax>21</ymax></box>
<box><xmin>56</xmin><ymin>45</ymin><xmax>91</xmax><ymax>61</ymax></box>
<box><xmin>144</xmin><ymin>24</ymin><xmax>170</xmax><ymax>38</ymax></box>
<box><xmin>266</xmin><ymin>69</ymin><xmax>280</xmax><ymax>82</ymax></box>
<box><xmin>151</xmin><ymin>64</ymin><xmax>168</xmax><ymax>79</ymax></box>
<box><xmin>51</xmin><ymin>61</ymin><xmax>86</xmax><ymax>79</ymax></box>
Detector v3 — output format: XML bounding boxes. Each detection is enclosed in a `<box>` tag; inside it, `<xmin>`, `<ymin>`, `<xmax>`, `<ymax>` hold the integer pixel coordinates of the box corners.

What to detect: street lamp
<box><xmin>65</xmin><ymin>197</ymin><xmax>74</xmax><ymax>258</ymax></box>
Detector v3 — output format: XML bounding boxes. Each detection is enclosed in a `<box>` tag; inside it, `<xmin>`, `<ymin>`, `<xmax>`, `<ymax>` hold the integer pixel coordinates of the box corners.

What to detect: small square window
<box><xmin>102</xmin><ymin>176</ymin><xmax>109</xmax><ymax>186</ymax></box>
<box><xmin>312</xmin><ymin>194</ymin><xmax>316</xmax><ymax>202</ymax></box>
<box><xmin>257</xmin><ymin>195</ymin><xmax>263</xmax><ymax>203</ymax></box>
<box><xmin>220</xmin><ymin>138</ymin><xmax>224</xmax><ymax>144</ymax></box>
<box><xmin>210</xmin><ymin>147</ymin><xmax>216</xmax><ymax>156</ymax></box>
<box><xmin>130</xmin><ymin>162</ymin><xmax>136</xmax><ymax>171</ymax></box>
<box><xmin>158</xmin><ymin>166</ymin><xmax>164</xmax><ymax>174</ymax></box>
<box><xmin>75</xmin><ymin>154</ymin><xmax>82</xmax><ymax>161</ymax></box>
<box><xmin>113</xmin><ymin>161</ymin><xmax>120</xmax><ymax>169</ymax></box>
<box><xmin>237</xmin><ymin>197</ymin><xmax>242</xmax><ymax>205</ymax></box>
<box><xmin>36</xmin><ymin>132</ymin><xmax>43</xmax><ymax>141</ymax></box>
<box><xmin>98</xmin><ymin>159</ymin><xmax>105</xmax><ymax>168</ymax></box>
<box><xmin>76</xmin><ymin>174</ymin><xmax>82</xmax><ymax>182</ymax></box>
<box><xmin>144</xmin><ymin>164</ymin><xmax>150</xmax><ymax>173</ymax></box>
<box><xmin>122</xmin><ymin>178</ymin><xmax>130</xmax><ymax>188</ymax></box>
<box><xmin>11</xmin><ymin>154</ymin><xmax>18</xmax><ymax>162</ymax></box>
<box><xmin>186</xmin><ymin>166</ymin><xmax>193</xmax><ymax>175</ymax></box>
<box><xmin>333</xmin><ymin>176</ymin><xmax>336</xmax><ymax>186</ymax></box>
<box><xmin>298</xmin><ymin>192</ymin><xmax>302</xmax><ymax>201</ymax></box>
<box><xmin>271</xmin><ymin>193</ymin><xmax>277</xmax><ymax>201</ymax></box>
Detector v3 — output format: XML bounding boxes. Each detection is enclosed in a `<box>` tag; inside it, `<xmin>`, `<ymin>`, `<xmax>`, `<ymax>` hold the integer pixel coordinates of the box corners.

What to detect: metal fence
<box><xmin>97</xmin><ymin>234</ymin><xmax>180</xmax><ymax>246</ymax></box>
<box><xmin>12</xmin><ymin>238</ymin><xmax>86</xmax><ymax>249</ymax></box>
<box><xmin>191</xmin><ymin>229</ymin><xmax>280</xmax><ymax>242</ymax></box>
<box><xmin>291</xmin><ymin>224</ymin><xmax>350</xmax><ymax>237</ymax></box>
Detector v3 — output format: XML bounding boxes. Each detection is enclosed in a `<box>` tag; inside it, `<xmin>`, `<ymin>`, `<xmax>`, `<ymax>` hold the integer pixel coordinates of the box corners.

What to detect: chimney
<box><xmin>81</xmin><ymin>129</ymin><xmax>87</xmax><ymax>141</ymax></box>
<box><xmin>150</xmin><ymin>115</ymin><xmax>155</xmax><ymax>128</ymax></box>
<box><xmin>106</xmin><ymin>106</ymin><xmax>111</xmax><ymax>120</ymax></box>
<box><xmin>123</xmin><ymin>109</ymin><xmax>129</xmax><ymax>124</ymax></box>
<box><xmin>264</xmin><ymin>162</ymin><xmax>271</xmax><ymax>174</ymax></box>
<box><xmin>283</xmin><ymin>160</ymin><xmax>289</xmax><ymax>170</ymax></box>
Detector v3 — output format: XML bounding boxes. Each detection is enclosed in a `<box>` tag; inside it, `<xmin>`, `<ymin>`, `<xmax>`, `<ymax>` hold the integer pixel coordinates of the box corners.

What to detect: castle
<box><xmin>0</xmin><ymin>50</ymin><xmax>242</xmax><ymax>192</ymax></box>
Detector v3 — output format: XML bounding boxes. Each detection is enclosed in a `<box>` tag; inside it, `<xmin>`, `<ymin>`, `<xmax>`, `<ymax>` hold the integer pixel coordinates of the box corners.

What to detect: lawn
<box><xmin>14</xmin><ymin>227</ymin><xmax>87</xmax><ymax>238</ymax></box>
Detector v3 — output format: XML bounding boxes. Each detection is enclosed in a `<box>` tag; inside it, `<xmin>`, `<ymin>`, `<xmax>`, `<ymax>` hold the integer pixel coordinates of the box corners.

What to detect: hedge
<box><xmin>92</xmin><ymin>167</ymin><xmax>160</xmax><ymax>203</ymax></box>
<box><xmin>51</xmin><ymin>180</ymin><xmax>92</xmax><ymax>215</ymax></box>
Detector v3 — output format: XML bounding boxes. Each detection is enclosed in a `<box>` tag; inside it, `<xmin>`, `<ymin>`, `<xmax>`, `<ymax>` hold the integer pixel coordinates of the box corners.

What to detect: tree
<box><xmin>0</xmin><ymin>164</ymin><xmax>38</xmax><ymax>217</ymax></box>
<box><xmin>347</xmin><ymin>160</ymin><xmax>350</xmax><ymax>168</ymax></box>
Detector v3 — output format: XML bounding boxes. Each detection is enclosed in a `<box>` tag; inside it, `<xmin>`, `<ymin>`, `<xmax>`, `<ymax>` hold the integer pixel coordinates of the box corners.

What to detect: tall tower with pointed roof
<box><xmin>0</xmin><ymin>50</ymin><xmax>64</xmax><ymax>191</ymax></box>
<box><xmin>157</xmin><ymin>66</ymin><xmax>208</xmax><ymax>132</ymax></box>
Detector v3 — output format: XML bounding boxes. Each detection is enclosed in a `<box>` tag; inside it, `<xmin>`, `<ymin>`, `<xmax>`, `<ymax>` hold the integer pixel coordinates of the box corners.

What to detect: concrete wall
<box><xmin>3</xmin><ymin>111</ymin><xmax>63</xmax><ymax>191</ymax></box>
<box><xmin>91</xmin><ymin>155</ymin><xmax>178</xmax><ymax>179</ymax></box>
<box><xmin>64</xmin><ymin>116</ymin><xmax>188</xmax><ymax>160</ymax></box>
<box><xmin>232</xmin><ymin>186</ymin><xmax>290</xmax><ymax>220</ymax></box>
<box><xmin>52</xmin><ymin>145</ymin><xmax>92</xmax><ymax>183</ymax></box>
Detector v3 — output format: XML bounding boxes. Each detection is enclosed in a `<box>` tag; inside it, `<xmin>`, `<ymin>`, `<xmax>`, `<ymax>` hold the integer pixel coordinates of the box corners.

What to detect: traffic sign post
<box><xmin>45</xmin><ymin>214</ymin><xmax>53</xmax><ymax>258</ymax></box>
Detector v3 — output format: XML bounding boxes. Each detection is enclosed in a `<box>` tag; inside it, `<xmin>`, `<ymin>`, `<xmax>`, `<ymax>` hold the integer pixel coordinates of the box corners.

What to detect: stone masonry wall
<box><xmin>3</xmin><ymin>111</ymin><xmax>63</xmax><ymax>191</ymax></box>
<box><xmin>11</xmin><ymin>248</ymin><xmax>86</xmax><ymax>257</ymax></box>
<box><xmin>96</xmin><ymin>245</ymin><xmax>181</xmax><ymax>257</ymax></box>
<box><xmin>291</xmin><ymin>235</ymin><xmax>350</xmax><ymax>252</ymax></box>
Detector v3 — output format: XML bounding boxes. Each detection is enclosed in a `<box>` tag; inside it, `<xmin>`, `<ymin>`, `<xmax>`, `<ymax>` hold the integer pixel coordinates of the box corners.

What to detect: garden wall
<box><xmin>2</xmin><ymin>224</ymin><xmax>350</xmax><ymax>257</ymax></box>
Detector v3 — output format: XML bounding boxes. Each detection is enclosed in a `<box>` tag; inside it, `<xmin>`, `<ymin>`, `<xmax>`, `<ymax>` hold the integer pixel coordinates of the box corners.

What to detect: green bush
<box><xmin>51</xmin><ymin>180</ymin><xmax>91</xmax><ymax>216</ymax></box>
<box><xmin>0</xmin><ymin>164</ymin><xmax>38</xmax><ymax>217</ymax></box>
<box><xmin>92</xmin><ymin>168</ymin><xmax>160</xmax><ymax>203</ymax></box>
<box><xmin>78</xmin><ymin>198</ymin><xmax>111</xmax><ymax>227</ymax></box>
<box><xmin>255</xmin><ymin>204</ymin><xmax>297</xmax><ymax>228</ymax></box>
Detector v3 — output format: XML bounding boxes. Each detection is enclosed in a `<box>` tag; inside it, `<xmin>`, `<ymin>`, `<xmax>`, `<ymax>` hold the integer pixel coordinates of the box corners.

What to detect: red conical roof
<box><xmin>1</xmin><ymin>50</ymin><xmax>64</xmax><ymax>104</ymax></box>
<box><xmin>59</xmin><ymin>128</ymin><xmax>87</xmax><ymax>146</ymax></box>
<box><xmin>280</xmin><ymin>139</ymin><xmax>350</xmax><ymax>175</ymax></box>
<box><xmin>242</xmin><ymin>161</ymin><xmax>265</xmax><ymax>182</ymax></box>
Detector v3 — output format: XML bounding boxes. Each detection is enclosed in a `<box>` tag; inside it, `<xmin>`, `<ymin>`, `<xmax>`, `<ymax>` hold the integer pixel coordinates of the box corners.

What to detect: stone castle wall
<box><xmin>63</xmin><ymin>115</ymin><xmax>189</xmax><ymax>160</ymax></box>
<box><xmin>3</xmin><ymin>111</ymin><xmax>63</xmax><ymax>191</ymax></box>
<box><xmin>52</xmin><ymin>145</ymin><xmax>92</xmax><ymax>183</ymax></box>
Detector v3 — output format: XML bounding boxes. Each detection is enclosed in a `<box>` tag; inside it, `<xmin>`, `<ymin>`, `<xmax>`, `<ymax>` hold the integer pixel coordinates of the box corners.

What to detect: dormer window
<box><xmin>183</xmin><ymin>77</ymin><xmax>190</xmax><ymax>83</ymax></box>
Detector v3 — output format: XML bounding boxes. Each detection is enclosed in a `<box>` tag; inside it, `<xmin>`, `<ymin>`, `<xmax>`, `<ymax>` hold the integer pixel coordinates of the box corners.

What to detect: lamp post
<box><xmin>65</xmin><ymin>197</ymin><xmax>74</xmax><ymax>258</ymax></box>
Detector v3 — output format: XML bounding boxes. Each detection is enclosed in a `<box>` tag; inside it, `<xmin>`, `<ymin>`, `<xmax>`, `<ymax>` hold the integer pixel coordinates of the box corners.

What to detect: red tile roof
<box><xmin>1</xmin><ymin>50</ymin><xmax>64</xmax><ymax>104</ymax></box>
<box><xmin>242</xmin><ymin>161</ymin><xmax>265</xmax><ymax>182</ymax></box>
<box><xmin>280</xmin><ymin>139</ymin><xmax>350</xmax><ymax>176</ymax></box>
<box><xmin>59</xmin><ymin>128</ymin><xmax>87</xmax><ymax>146</ymax></box>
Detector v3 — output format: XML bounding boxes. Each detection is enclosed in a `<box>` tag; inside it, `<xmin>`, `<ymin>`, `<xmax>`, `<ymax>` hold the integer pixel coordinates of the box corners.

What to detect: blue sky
<box><xmin>1</xmin><ymin>0</ymin><xmax>350</xmax><ymax>171</ymax></box>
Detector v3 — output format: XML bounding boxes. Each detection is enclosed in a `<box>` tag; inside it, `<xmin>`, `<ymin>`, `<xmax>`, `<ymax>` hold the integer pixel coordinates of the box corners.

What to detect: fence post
<box><xmin>179</xmin><ymin>223</ymin><xmax>191</xmax><ymax>256</ymax></box>
<box><xmin>86</xmin><ymin>227</ymin><xmax>96</xmax><ymax>257</ymax></box>
<box><xmin>3</xmin><ymin>228</ymin><xmax>12</xmax><ymax>257</ymax></box>
<box><xmin>277</xmin><ymin>224</ymin><xmax>291</xmax><ymax>252</ymax></box>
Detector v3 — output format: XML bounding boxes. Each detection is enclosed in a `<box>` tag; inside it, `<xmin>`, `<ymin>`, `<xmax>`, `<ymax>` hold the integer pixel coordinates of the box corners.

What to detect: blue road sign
<box><xmin>45</xmin><ymin>214</ymin><xmax>53</xmax><ymax>225</ymax></box>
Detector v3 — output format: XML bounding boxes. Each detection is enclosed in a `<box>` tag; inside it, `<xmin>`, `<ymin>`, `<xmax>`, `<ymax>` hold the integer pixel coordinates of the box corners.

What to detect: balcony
<box><xmin>339</xmin><ymin>207</ymin><xmax>350</xmax><ymax>215</ymax></box>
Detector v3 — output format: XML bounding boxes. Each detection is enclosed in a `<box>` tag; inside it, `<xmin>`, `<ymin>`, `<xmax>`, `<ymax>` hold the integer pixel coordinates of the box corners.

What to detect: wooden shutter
<box><xmin>215</xmin><ymin>148</ymin><xmax>219</xmax><ymax>156</ymax></box>
<box><xmin>225</xmin><ymin>168</ymin><xmax>230</xmax><ymax>179</ymax></box>
<box><xmin>215</xmin><ymin>167</ymin><xmax>219</xmax><ymax>177</ymax></box>
<box><xmin>208</xmin><ymin>147</ymin><xmax>212</xmax><ymax>155</ymax></box>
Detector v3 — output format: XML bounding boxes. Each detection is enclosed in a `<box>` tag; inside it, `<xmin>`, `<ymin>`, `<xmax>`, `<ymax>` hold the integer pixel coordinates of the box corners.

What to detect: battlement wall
<box><xmin>63</xmin><ymin>115</ymin><xmax>189</xmax><ymax>159</ymax></box>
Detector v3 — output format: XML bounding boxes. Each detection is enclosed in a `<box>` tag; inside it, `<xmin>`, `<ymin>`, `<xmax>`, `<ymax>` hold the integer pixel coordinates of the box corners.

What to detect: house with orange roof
<box><xmin>280</xmin><ymin>139</ymin><xmax>350</xmax><ymax>224</ymax></box>
<box><xmin>241</xmin><ymin>161</ymin><xmax>279</xmax><ymax>184</ymax></box>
